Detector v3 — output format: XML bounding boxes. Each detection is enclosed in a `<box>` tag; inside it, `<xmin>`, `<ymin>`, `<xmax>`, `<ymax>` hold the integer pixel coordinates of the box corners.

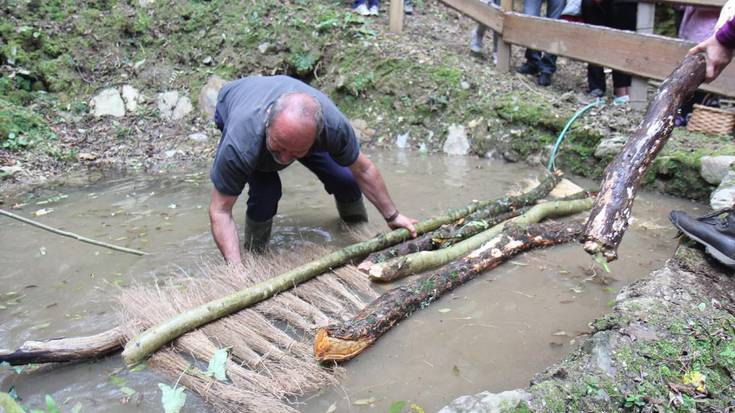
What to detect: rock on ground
<box><xmin>439</xmin><ymin>390</ymin><xmax>531</xmax><ymax>413</ymax></box>
<box><xmin>443</xmin><ymin>124</ymin><xmax>470</xmax><ymax>155</ymax></box>
<box><xmin>198</xmin><ymin>75</ymin><xmax>226</xmax><ymax>120</ymax></box>
<box><xmin>188</xmin><ymin>132</ymin><xmax>208</xmax><ymax>143</ymax></box>
<box><xmin>710</xmin><ymin>169</ymin><xmax>735</xmax><ymax>210</ymax></box>
<box><xmin>700</xmin><ymin>155</ymin><xmax>735</xmax><ymax>185</ymax></box>
<box><xmin>157</xmin><ymin>91</ymin><xmax>193</xmax><ymax>121</ymax></box>
<box><xmin>121</xmin><ymin>85</ymin><xmax>140</xmax><ymax>113</ymax></box>
<box><xmin>91</xmin><ymin>88</ymin><xmax>125</xmax><ymax>118</ymax></box>
<box><xmin>594</xmin><ymin>134</ymin><xmax>627</xmax><ymax>158</ymax></box>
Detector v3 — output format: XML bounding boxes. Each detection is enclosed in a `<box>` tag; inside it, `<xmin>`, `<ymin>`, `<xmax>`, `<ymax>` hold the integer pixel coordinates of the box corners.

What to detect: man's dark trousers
<box><xmin>246</xmin><ymin>151</ymin><xmax>363</xmax><ymax>223</ymax></box>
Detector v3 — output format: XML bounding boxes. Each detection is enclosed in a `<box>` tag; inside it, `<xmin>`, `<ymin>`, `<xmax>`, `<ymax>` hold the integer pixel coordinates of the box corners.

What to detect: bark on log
<box><xmin>0</xmin><ymin>327</ymin><xmax>125</xmax><ymax>365</ymax></box>
<box><xmin>122</xmin><ymin>179</ymin><xmax>560</xmax><ymax>366</ymax></box>
<box><xmin>582</xmin><ymin>54</ymin><xmax>706</xmax><ymax>262</ymax></box>
<box><xmin>314</xmin><ymin>222</ymin><xmax>584</xmax><ymax>362</ymax></box>
<box><xmin>359</xmin><ymin>171</ymin><xmax>561</xmax><ymax>268</ymax></box>
<box><xmin>368</xmin><ymin>198</ymin><xmax>592</xmax><ymax>282</ymax></box>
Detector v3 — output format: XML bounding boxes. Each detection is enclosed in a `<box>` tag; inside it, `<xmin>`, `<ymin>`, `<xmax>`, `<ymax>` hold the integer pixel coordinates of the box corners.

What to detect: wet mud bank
<box><xmin>440</xmin><ymin>244</ymin><xmax>735</xmax><ymax>413</ymax></box>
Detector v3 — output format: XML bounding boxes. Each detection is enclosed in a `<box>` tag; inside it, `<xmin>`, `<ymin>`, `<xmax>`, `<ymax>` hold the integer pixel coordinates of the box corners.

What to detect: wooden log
<box><xmin>314</xmin><ymin>222</ymin><xmax>584</xmax><ymax>362</ymax></box>
<box><xmin>582</xmin><ymin>54</ymin><xmax>706</xmax><ymax>261</ymax></box>
<box><xmin>359</xmin><ymin>171</ymin><xmax>561</xmax><ymax>269</ymax></box>
<box><xmin>122</xmin><ymin>182</ymin><xmax>556</xmax><ymax>366</ymax></box>
<box><xmin>368</xmin><ymin>198</ymin><xmax>592</xmax><ymax>282</ymax></box>
<box><xmin>0</xmin><ymin>327</ymin><xmax>125</xmax><ymax>365</ymax></box>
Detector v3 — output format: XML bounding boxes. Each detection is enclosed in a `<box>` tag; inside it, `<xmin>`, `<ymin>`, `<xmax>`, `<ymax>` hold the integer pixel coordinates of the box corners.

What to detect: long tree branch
<box><xmin>0</xmin><ymin>209</ymin><xmax>149</xmax><ymax>256</ymax></box>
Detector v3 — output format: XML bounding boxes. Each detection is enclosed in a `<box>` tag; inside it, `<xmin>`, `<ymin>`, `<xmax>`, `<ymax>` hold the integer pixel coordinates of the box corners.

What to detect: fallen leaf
<box><xmin>159</xmin><ymin>383</ymin><xmax>187</xmax><ymax>413</ymax></box>
<box><xmin>205</xmin><ymin>348</ymin><xmax>229</xmax><ymax>381</ymax></box>
<box><xmin>552</xmin><ymin>331</ymin><xmax>568</xmax><ymax>337</ymax></box>
<box><xmin>437</xmin><ymin>308</ymin><xmax>451</xmax><ymax>313</ymax></box>
<box><xmin>353</xmin><ymin>397</ymin><xmax>376</xmax><ymax>406</ymax></box>
<box><xmin>32</xmin><ymin>208</ymin><xmax>54</xmax><ymax>217</ymax></box>
<box><xmin>389</xmin><ymin>400</ymin><xmax>407</xmax><ymax>413</ymax></box>
<box><xmin>325</xmin><ymin>403</ymin><xmax>337</xmax><ymax>413</ymax></box>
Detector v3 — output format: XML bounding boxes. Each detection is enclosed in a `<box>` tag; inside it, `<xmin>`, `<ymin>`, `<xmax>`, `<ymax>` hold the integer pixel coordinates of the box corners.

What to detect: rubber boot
<box><xmin>243</xmin><ymin>216</ymin><xmax>273</xmax><ymax>253</ymax></box>
<box><xmin>336</xmin><ymin>198</ymin><xmax>368</xmax><ymax>224</ymax></box>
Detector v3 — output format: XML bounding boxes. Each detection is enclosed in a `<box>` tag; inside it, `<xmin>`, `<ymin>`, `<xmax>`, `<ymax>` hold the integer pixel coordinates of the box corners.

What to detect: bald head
<box><xmin>265</xmin><ymin>93</ymin><xmax>324</xmax><ymax>163</ymax></box>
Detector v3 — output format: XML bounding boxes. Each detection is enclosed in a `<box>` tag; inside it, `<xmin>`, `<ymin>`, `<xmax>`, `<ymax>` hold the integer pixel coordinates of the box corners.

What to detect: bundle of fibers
<box><xmin>119</xmin><ymin>247</ymin><xmax>380</xmax><ymax>413</ymax></box>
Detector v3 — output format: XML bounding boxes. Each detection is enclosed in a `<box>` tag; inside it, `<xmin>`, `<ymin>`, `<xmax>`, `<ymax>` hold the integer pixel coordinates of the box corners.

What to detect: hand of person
<box><xmin>387</xmin><ymin>213</ymin><xmax>418</xmax><ymax>238</ymax></box>
<box><xmin>688</xmin><ymin>34</ymin><xmax>734</xmax><ymax>82</ymax></box>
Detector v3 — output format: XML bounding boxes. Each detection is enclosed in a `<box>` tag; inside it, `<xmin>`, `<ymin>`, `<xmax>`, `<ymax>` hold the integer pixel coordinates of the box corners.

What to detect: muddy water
<box><xmin>0</xmin><ymin>151</ymin><xmax>702</xmax><ymax>412</ymax></box>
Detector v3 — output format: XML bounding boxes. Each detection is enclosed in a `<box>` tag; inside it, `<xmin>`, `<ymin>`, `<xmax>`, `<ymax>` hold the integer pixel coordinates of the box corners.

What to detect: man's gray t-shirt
<box><xmin>210</xmin><ymin>75</ymin><xmax>360</xmax><ymax>196</ymax></box>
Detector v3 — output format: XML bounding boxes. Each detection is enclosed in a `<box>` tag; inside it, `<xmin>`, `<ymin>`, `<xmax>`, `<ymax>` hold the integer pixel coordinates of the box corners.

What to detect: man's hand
<box><xmin>388</xmin><ymin>213</ymin><xmax>418</xmax><ymax>238</ymax></box>
<box><xmin>688</xmin><ymin>34</ymin><xmax>734</xmax><ymax>82</ymax></box>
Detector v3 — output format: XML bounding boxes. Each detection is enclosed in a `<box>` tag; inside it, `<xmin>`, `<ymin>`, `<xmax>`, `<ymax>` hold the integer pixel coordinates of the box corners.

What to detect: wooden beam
<box><xmin>502</xmin><ymin>13</ymin><xmax>735</xmax><ymax>97</ymax></box>
<box><xmin>440</xmin><ymin>0</ymin><xmax>504</xmax><ymax>32</ymax></box>
<box><xmin>496</xmin><ymin>0</ymin><xmax>512</xmax><ymax>72</ymax></box>
<box><xmin>389</xmin><ymin>0</ymin><xmax>404</xmax><ymax>33</ymax></box>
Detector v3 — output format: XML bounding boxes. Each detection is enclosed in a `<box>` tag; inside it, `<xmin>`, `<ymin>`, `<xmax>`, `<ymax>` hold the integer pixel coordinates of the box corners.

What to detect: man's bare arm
<box><xmin>209</xmin><ymin>188</ymin><xmax>242</xmax><ymax>263</ymax></box>
<box><xmin>348</xmin><ymin>153</ymin><xmax>417</xmax><ymax>237</ymax></box>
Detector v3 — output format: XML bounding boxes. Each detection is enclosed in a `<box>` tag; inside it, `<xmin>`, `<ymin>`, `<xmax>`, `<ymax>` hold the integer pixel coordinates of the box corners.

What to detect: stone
<box><xmin>202</xmin><ymin>56</ymin><xmax>213</xmax><ymax>65</ymax></box>
<box><xmin>91</xmin><ymin>88</ymin><xmax>125</xmax><ymax>118</ymax></box>
<box><xmin>188</xmin><ymin>132</ymin><xmax>208</xmax><ymax>143</ymax></box>
<box><xmin>591</xmin><ymin>331</ymin><xmax>616</xmax><ymax>378</ymax></box>
<box><xmin>198</xmin><ymin>75</ymin><xmax>226</xmax><ymax>120</ymax></box>
<box><xmin>350</xmin><ymin>118</ymin><xmax>369</xmax><ymax>142</ymax></box>
<box><xmin>700</xmin><ymin>155</ymin><xmax>735</xmax><ymax>185</ymax></box>
<box><xmin>594</xmin><ymin>134</ymin><xmax>627</xmax><ymax>158</ymax></box>
<box><xmin>438</xmin><ymin>389</ymin><xmax>532</xmax><ymax>413</ymax></box>
<box><xmin>710</xmin><ymin>170</ymin><xmax>735</xmax><ymax>210</ymax></box>
<box><xmin>158</xmin><ymin>91</ymin><xmax>193</xmax><ymax>121</ymax></box>
<box><xmin>258</xmin><ymin>42</ymin><xmax>272</xmax><ymax>54</ymax></box>
<box><xmin>395</xmin><ymin>132</ymin><xmax>409</xmax><ymax>149</ymax></box>
<box><xmin>443</xmin><ymin>124</ymin><xmax>470</xmax><ymax>155</ymax></box>
<box><xmin>121</xmin><ymin>85</ymin><xmax>140</xmax><ymax>113</ymax></box>
<box><xmin>138</xmin><ymin>0</ymin><xmax>155</xmax><ymax>6</ymax></box>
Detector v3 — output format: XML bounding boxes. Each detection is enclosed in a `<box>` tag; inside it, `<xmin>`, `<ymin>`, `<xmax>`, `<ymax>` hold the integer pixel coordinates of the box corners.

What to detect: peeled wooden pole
<box><xmin>369</xmin><ymin>198</ymin><xmax>592</xmax><ymax>282</ymax></box>
<box><xmin>121</xmin><ymin>188</ymin><xmax>544</xmax><ymax>366</ymax></box>
<box><xmin>582</xmin><ymin>53</ymin><xmax>706</xmax><ymax>261</ymax></box>
<box><xmin>0</xmin><ymin>327</ymin><xmax>125</xmax><ymax>365</ymax></box>
<box><xmin>314</xmin><ymin>221</ymin><xmax>584</xmax><ymax>362</ymax></box>
<box><xmin>359</xmin><ymin>171</ymin><xmax>561</xmax><ymax>268</ymax></box>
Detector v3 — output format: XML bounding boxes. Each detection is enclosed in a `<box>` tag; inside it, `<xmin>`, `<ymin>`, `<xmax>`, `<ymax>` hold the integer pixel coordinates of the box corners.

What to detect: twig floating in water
<box><xmin>0</xmin><ymin>208</ymin><xmax>149</xmax><ymax>256</ymax></box>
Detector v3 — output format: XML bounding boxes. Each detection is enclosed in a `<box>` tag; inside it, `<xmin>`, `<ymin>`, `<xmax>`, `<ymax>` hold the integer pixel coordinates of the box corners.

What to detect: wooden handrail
<box><xmin>438</xmin><ymin>0</ymin><xmax>735</xmax><ymax>97</ymax></box>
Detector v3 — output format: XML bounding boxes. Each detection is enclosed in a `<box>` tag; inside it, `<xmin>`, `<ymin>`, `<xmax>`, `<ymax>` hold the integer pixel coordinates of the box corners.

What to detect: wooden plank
<box><xmin>440</xmin><ymin>0</ymin><xmax>504</xmax><ymax>32</ymax></box>
<box><xmin>502</xmin><ymin>13</ymin><xmax>735</xmax><ymax>97</ymax></box>
<box><xmin>389</xmin><ymin>0</ymin><xmax>404</xmax><ymax>33</ymax></box>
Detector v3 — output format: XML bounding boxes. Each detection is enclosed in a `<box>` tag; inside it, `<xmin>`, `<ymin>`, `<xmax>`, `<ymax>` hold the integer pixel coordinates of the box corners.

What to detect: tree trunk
<box><xmin>582</xmin><ymin>54</ymin><xmax>706</xmax><ymax>262</ymax></box>
<box><xmin>121</xmin><ymin>180</ymin><xmax>558</xmax><ymax>366</ymax></box>
<box><xmin>368</xmin><ymin>198</ymin><xmax>592</xmax><ymax>282</ymax></box>
<box><xmin>0</xmin><ymin>327</ymin><xmax>125</xmax><ymax>365</ymax></box>
<box><xmin>314</xmin><ymin>222</ymin><xmax>584</xmax><ymax>362</ymax></box>
<box><xmin>359</xmin><ymin>171</ymin><xmax>561</xmax><ymax>268</ymax></box>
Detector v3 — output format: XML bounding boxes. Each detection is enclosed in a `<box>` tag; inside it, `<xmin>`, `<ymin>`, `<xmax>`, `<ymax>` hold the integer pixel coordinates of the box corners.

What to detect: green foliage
<box><xmin>288</xmin><ymin>50</ymin><xmax>320</xmax><ymax>77</ymax></box>
<box><xmin>205</xmin><ymin>347</ymin><xmax>230</xmax><ymax>382</ymax></box>
<box><xmin>0</xmin><ymin>98</ymin><xmax>55</xmax><ymax>151</ymax></box>
<box><xmin>158</xmin><ymin>383</ymin><xmax>187</xmax><ymax>413</ymax></box>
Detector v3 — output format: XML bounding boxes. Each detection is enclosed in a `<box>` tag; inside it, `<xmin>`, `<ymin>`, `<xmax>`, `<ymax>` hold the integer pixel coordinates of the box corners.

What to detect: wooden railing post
<box><xmin>389</xmin><ymin>0</ymin><xmax>404</xmax><ymax>33</ymax></box>
<box><xmin>631</xmin><ymin>2</ymin><xmax>656</xmax><ymax>109</ymax></box>
<box><xmin>495</xmin><ymin>0</ymin><xmax>512</xmax><ymax>72</ymax></box>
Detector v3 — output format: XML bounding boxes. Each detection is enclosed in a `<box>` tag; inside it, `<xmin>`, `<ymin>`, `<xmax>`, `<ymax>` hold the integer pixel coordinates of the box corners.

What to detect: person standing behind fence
<box><xmin>516</xmin><ymin>0</ymin><xmax>566</xmax><ymax>86</ymax></box>
<box><xmin>689</xmin><ymin>0</ymin><xmax>735</xmax><ymax>82</ymax></box>
<box><xmin>469</xmin><ymin>0</ymin><xmax>501</xmax><ymax>64</ymax></box>
<box><xmin>581</xmin><ymin>0</ymin><xmax>637</xmax><ymax>104</ymax></box>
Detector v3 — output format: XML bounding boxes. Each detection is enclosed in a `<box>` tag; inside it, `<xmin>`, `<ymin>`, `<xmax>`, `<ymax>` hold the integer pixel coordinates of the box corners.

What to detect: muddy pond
<box><xmin>0</xmin><ymin>150</ymin><xmax>703</xmax><ymax>412</ymax></box>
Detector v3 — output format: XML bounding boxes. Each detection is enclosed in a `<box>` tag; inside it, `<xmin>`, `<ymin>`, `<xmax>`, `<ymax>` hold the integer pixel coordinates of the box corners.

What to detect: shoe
<box><xmin>537</xmin><ymin>72</ymin><xmax>552</xmax><ymax>87</ymax></box>
<box><xmin>613</xmin><ymin>95</ymin><xmax>630</xmax><ymax>106</ymax></box>
<box><xmin>368</xmin><ymin>4</ymin><xmax>379</xmax><ymax>15</ymax></box>
<box><xmin>353</xmin><ymin>3</ymin><xmax>370</xmax><ymax>15</ymax></box>
<box><xmin>244</xmin><ymin>216</ymin><xmax>273</xmax><ymax>253</ymax></box>
<box><xmin>336</xmin><ymin>198</ymin><xmax>368</xmax><ymax>223</ymax></box>
<box><xmin>669</xmin><ymin>209</ymin><xmax>735</xmax><ymax>266</ymax></box>
<box><xmin>517</xmin><ymin>62</ymin><xmax>539</xmax><ymax>75</ymax></box>
<box><xmin>404</xmin><ymin>0</ymin><xmax>413</xmax><ymax>14</ymax></box>
<box><xmin>588</xmin><ymin>88</ymin><xmax>604</xmax><ymax>98</ymax></box>
<box><xmin>470</xmin><ymin>30</ymin><xmax>484</xmax><ymax>54</ymax></box>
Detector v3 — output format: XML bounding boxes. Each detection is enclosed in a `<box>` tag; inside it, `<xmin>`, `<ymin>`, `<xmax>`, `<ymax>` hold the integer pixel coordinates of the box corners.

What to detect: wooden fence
<box><xmin>389</xmin><ymin>0</ymin><xmax>735</xmax><ymax>106</ymax></box>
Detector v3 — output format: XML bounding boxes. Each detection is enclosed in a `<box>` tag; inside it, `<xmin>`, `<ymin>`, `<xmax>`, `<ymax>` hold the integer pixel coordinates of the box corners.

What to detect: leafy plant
<box><xmin>623</xmin><ymin>394</ymin><xmax>646</xmax><ymax>411</ymax></box>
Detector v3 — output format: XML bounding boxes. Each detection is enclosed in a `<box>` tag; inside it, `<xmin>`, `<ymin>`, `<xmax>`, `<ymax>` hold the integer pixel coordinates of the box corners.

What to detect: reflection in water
<box><xmin>0</xmin><ymin>151</ymin><xmax>703</xmax><ymax>413</ymax></box>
